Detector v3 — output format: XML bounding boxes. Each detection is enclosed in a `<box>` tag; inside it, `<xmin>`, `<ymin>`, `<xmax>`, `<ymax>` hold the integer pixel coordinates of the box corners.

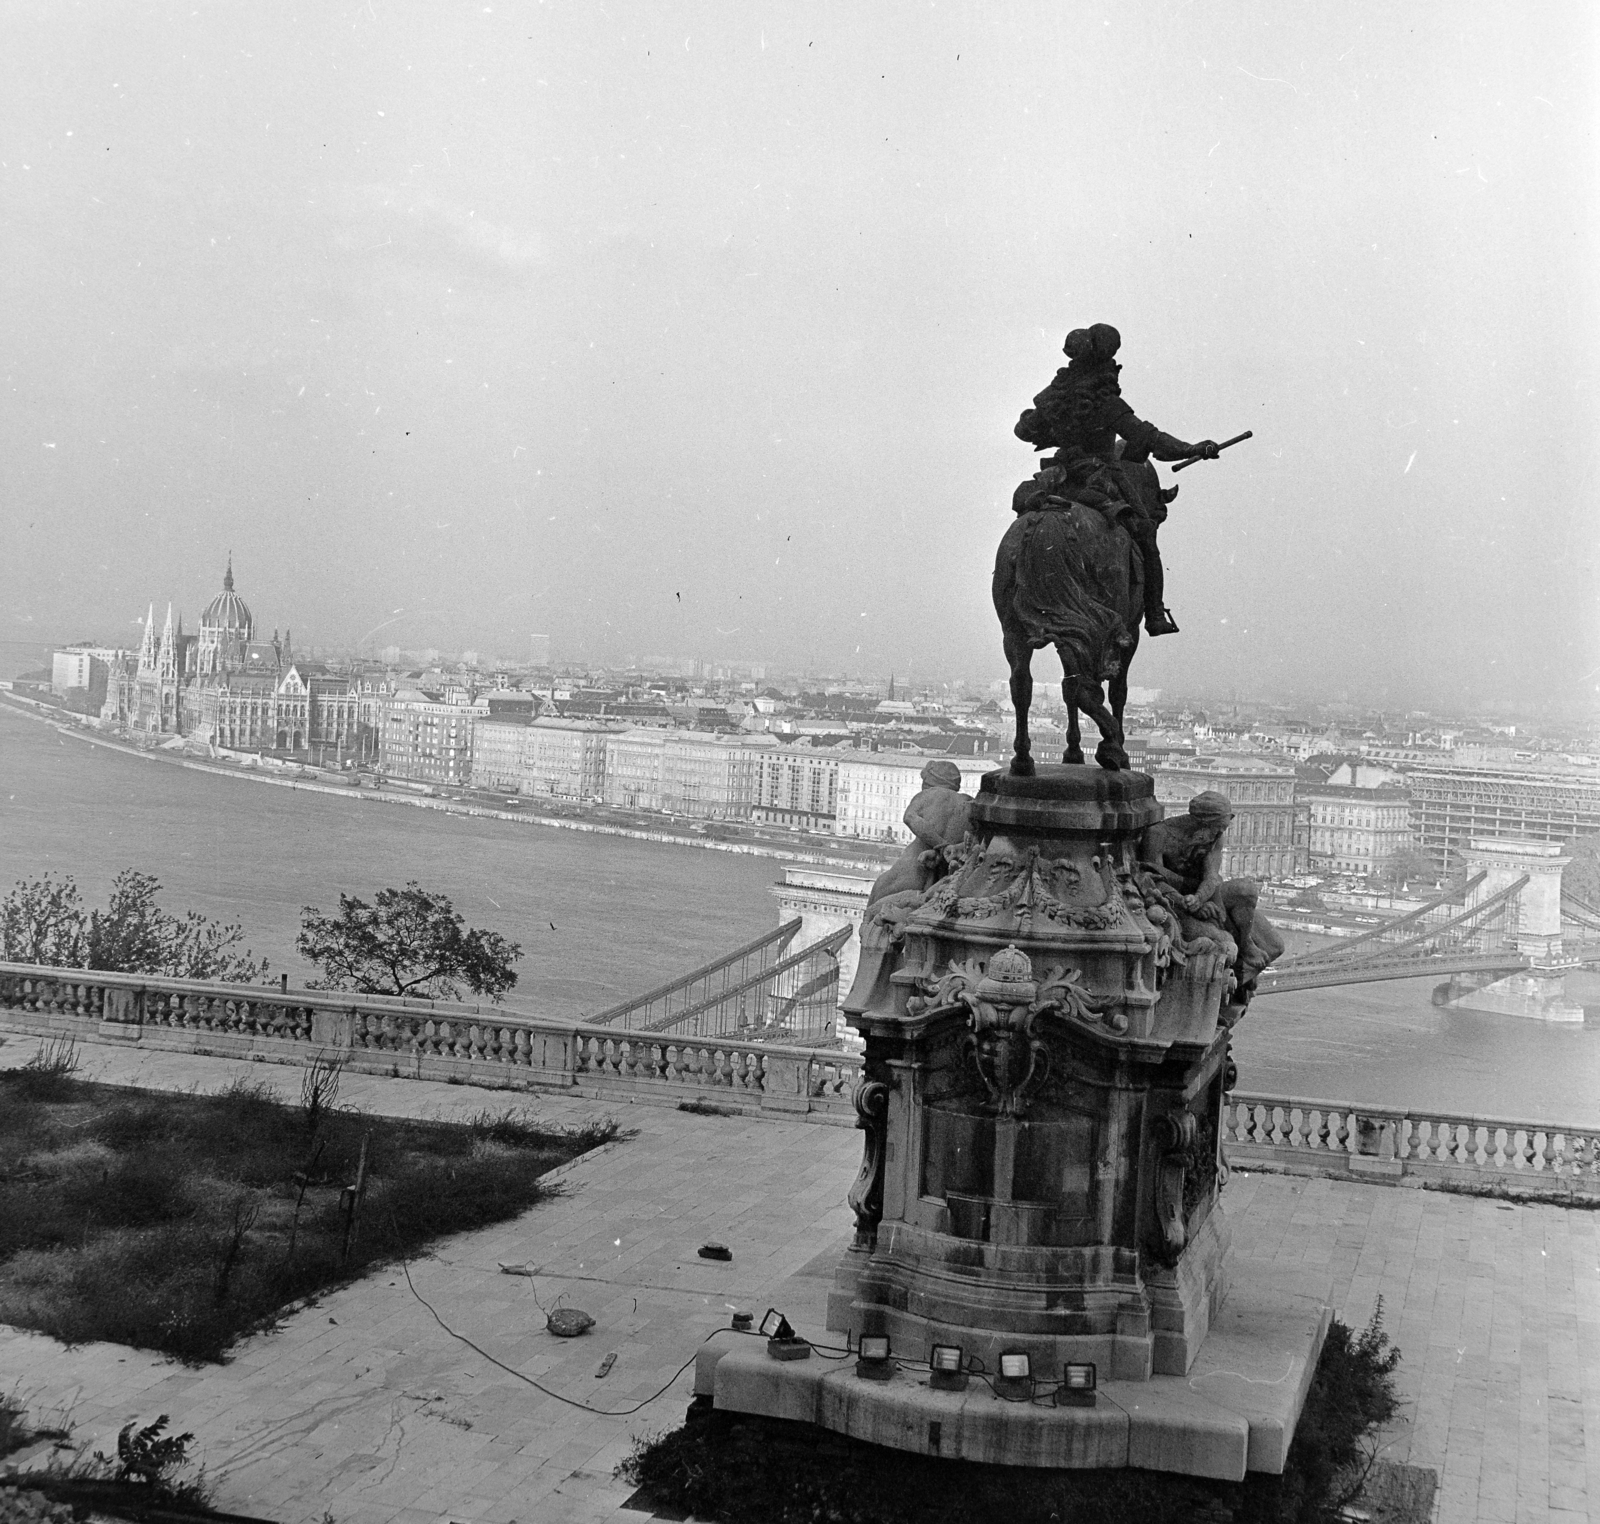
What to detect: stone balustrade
<box><xmin>4</xmin><ymin>961</ymin><xmax>1596</xmax><ymax>1196</ymax></box>
<box><xmin>0</xmin><ymin>962</ymin><xmax>861</xmax><ymax>1124</ymax></box>
<box><xmin>1224</xmin><ymin>1092</ymin><xmax>1600</xmax><ymax>1201</ymax></box>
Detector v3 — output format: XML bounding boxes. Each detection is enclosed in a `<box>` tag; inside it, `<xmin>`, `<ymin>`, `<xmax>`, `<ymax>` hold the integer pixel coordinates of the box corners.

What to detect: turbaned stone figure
<box><xmin>844</xmin><ymin>760</ymin><xmax>973</xmax><ymax>1014</ymax></box>
<box><xmin>1138</xmin><ymin>790</ymin><xmax>1284</xmax><ymax>1004</ymax></box>
<box><xmin>1014</xmin><ymin>322</ymin><xmax>1219</xmax><ymax>637</ymax></box>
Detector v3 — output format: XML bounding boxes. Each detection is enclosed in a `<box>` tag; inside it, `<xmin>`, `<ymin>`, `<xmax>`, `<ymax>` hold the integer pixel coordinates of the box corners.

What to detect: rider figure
<box><xmin>1014</xmin><ymin>323</ymin><xmax>1218</xmax><ymax>637</ymax></box>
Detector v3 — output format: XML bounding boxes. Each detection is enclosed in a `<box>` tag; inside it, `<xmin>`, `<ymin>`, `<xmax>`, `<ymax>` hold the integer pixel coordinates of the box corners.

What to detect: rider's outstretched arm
<box><xmin>1117</xmin><ymin>409</ymin><xmax>1218</xmax><ymax>463</ymax></box>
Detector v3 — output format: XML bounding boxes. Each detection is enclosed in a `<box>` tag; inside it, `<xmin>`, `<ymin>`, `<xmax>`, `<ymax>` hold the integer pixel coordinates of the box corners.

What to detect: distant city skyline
<box><xmin>3</xmin><ymin>5</ymin><xmax>1594</xmax><ymax>714</ymax></box>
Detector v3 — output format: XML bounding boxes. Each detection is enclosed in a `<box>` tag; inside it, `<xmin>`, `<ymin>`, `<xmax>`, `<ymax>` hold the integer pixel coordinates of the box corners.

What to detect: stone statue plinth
<box><xmin>830</xmin><ymin>766</ymin><xmax>1238</xmax><ymax>1381</ymax></box>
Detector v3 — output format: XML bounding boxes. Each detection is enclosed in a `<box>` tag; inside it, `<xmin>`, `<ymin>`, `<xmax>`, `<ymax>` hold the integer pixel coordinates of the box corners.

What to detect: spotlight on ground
<box><xmin>1056</xmin><ymin>1362</ymin><xmax>1097</xmax><ymax>1407</ymax></box>
<box><xmin>855</xmin><ymin>1334</ymin><xmax>892</xmax><ymax>1381</ymax></box>
<box><xmin>929</xmin><ymin>1343</ymin><xmax>968</xmax><ymax>1392</ymax></box>
<box><xmin>761</xmin><ymin>1307</ymin><xmax>809</xmax><ymax>1360</ymax></box>
<box><xmin>995</xmin><ymin>1350</ymin><xmax>1032</xmax><ymax>1398</ymax></box>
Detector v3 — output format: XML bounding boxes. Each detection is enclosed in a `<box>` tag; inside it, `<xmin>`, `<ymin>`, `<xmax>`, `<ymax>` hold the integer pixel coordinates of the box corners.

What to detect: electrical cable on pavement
<box><xmin>406</xmin><ymin>1261</ymin><xmax>1030</xmax><ymax>1413</ymax></box>
<box><xmin>402</xmin><ymin>1258</ymin><xmax>704</xmax><ymax>1416</ymax></box>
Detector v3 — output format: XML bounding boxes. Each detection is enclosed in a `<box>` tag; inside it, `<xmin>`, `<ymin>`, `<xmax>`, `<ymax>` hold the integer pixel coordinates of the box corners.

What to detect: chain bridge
<box><xmin>588</xmin><ymin>837</ymin><xmax>1593</xmax><ymax>1047</ymax></box>
<box><xmin>1254</xmin><ymin>868</ymin><xmax>1532</xmax><ymax>998</ymax></box>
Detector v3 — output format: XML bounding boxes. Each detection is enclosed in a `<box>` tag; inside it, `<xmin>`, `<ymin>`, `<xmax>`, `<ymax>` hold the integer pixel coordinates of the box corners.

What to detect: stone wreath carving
<box><xmin>921</xmin><ymin>840</ymin><xmax>1132</xmax><ymax>932</ymax></box>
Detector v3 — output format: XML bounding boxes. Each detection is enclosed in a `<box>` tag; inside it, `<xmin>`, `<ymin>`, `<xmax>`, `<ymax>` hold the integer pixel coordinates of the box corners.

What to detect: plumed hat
<box><xmin>1187</xmin><ymin>790</ymin><xmax>1235</xmax><ymax>824</ymax></box>
<box><xmin>921</xmin><ymin>759</ymin><xmax>963</xmax><ymax>788</ymax></box>
<box><xmin>1062</xmin><ymin>323</ymin><xmax>1122</xmax><ymax>364</ymax></box>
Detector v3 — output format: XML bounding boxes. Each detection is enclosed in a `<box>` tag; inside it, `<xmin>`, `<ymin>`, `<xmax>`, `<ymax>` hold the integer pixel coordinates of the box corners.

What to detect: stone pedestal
<box><xmin>831</xmin><ymin>767</ymin><xmax>1241</xmax><ymax>1384</ymax></box>
<box><xmin>1446</xmin><ymin>838</ymin><xmax>1584</xmax><ymax>1022</ymax></box>
<box><xmin>1447</xmin><ymin>964</ymin><xmax>1585</xmax><ymax>1023</ymax></box>
<box><xmin>713</xmin><ymin>767</ymin><xmax>1327</xmax><ymax>1476</ymax></box>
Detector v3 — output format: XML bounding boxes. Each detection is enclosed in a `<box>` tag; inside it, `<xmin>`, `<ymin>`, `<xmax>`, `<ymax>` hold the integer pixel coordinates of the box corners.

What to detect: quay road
<box><xmin>0</xmin><ymin>689</ymin><xmax>899</xmax><ymax>875</ymax></box>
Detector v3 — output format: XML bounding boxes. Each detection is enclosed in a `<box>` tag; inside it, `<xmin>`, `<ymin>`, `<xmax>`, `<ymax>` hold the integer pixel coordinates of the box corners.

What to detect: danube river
<box><xmin>0</xmin><ymin>703</ymin><xmax>781</xmax><ymax>1020</ymax></box>
<box><xmin>3</xmin><ymin>702</ymin><xmax>1597</xmax><ymax>1123</ymax></box>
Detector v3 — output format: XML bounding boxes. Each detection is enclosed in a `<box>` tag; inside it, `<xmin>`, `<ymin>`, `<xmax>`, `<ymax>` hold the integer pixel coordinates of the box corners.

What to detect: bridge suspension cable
<box><xmin>1283</xmin><ymin>871</ymin><xmax>1486</xmax><ymax>966</ymax></box>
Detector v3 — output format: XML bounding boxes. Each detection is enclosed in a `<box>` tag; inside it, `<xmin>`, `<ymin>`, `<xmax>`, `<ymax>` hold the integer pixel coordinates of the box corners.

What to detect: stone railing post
<box><xmin>1345</xmin><ymin>1107</ymin><xmax>1403</xmax><ymax>1178</ymax></box>
<box><xmin>759</xmin><ymin>1051</ymin><xmax>810</xmax><ymax>1114</ymax></box>
<box><xmin>99</xmin><ymin>982</ymin><xmax>145</xmax><ymax>1043</ymax></box>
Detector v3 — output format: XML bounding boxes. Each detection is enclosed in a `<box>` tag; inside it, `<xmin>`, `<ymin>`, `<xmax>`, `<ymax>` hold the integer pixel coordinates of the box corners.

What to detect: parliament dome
<box><xmin>202</xmin><ymin>557</ymin><xmax>253</xmax><ymax>634</ymax></box>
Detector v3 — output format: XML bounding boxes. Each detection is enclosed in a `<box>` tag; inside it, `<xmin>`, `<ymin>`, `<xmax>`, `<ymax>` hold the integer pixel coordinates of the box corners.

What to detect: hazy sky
<box><xmin>3</xmin><ymin>2</ymin><xmax>1596</xmax><ymax>710</ymax></box>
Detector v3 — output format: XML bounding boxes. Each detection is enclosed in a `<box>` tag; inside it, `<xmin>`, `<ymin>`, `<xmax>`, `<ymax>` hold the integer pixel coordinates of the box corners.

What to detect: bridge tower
<box><xmin>1446</xmin><ymin>838</ymin><xmax>1583</xmax><ymax>1022</ymax></box>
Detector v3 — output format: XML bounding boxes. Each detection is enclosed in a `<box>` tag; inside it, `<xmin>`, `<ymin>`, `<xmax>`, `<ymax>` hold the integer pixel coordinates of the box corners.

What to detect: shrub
<box><xmin>0</xmin><ymin>1075</ymin><xmax>625</xmax><ymax>1362</ymax></box>
<box><xmin>2</xmin><ymin>1038</ymin><xmax>82</xmax><ymax>1103</ymax></box>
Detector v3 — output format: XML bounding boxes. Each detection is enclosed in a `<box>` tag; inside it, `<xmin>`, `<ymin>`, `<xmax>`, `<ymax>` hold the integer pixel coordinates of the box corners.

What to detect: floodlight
<box><xmin>761</xmin><ymin>1307</ymin><xmax>810</xmax><ymax>1360</ymax></box>
<box><xmin>930</xmin><ymin>1344</ymin><xmax>963</xmax><ymax>1373</ymax></box>
<box><xmin>994</xmin><ymin>1350</ymin><xmax>1032</xmax><ymax>1398</ymax></box>
<box><xmin>929</xmin><ymin>1343</ymin><xmax>968</xmax><ymax>1392</ymax></box>
<box><xmin>1057</xmin><ymin>1362</ymin><xmax>1097</xmax><ymax>1407</ymax></box>
<box><xmin>855</xmin><ymin>1333</ymin><xmax>892</xmax><ymax>1381</ymax></box>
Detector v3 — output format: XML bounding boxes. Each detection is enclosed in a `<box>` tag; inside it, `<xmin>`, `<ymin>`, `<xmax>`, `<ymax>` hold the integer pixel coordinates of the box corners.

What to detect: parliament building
<box><xmin>101</xmin><ymin>560</ymin><xmax>371</xmax><ymax>763</ymax></box>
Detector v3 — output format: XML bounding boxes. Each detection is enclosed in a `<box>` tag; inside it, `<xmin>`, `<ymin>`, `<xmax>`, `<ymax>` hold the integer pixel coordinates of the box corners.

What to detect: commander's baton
<box><xmin>1170</xmin><ymin>430</ymin><xmax>1253</xmax><ymax>473</ymax></box>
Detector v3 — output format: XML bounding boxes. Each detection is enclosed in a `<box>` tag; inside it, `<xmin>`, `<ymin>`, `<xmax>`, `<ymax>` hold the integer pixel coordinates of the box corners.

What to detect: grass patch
<box><xmin>619</xmin><ymin>1307</ymin><xmax>1403</xmax><ymax>1524</ymax></box>
<box><xmin>0</xmin><ymin>1057</ymin><xmax>625</xmax><ymax>1363</ymax></box>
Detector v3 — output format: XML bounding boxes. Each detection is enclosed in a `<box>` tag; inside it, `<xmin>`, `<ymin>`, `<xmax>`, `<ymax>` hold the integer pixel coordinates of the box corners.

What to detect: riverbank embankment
<box><xmin>0</xmin><ymin>693</ymin><xmax>893</xmax><ymax>873</ymax></box>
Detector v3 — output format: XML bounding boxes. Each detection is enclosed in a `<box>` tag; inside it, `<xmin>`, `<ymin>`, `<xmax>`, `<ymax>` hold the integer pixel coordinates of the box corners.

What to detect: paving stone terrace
<box><xmin>2</xmin><ymin>1036</ymin><xmax>1599</xmax><ymax>1524</ymax></box>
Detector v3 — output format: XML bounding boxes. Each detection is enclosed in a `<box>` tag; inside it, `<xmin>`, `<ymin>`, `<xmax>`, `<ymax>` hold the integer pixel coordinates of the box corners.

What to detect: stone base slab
<box><xmin>1146</xmin><ymin>1202</ymin><xmax>1231</xmax><ymax>1375</ymax></box>
<box><xmin>698</xmin><ymin>1256</ymin><xmax>1330</xmax><ymax>1481</ymax></box>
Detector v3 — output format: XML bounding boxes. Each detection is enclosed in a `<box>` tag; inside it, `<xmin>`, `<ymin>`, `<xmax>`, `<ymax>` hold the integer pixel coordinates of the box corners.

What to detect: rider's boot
<box><xmin>1131</xmin><ymin>521</ymin><xmax>1180</xmax><ymax>636</ymax></box>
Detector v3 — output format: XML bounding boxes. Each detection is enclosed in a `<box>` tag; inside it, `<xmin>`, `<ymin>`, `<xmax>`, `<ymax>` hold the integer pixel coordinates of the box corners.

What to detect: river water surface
<box><xmin>3</xmin><ymin>701</ymin><xmax>1597</xmax><ymax>1123</ymax></box>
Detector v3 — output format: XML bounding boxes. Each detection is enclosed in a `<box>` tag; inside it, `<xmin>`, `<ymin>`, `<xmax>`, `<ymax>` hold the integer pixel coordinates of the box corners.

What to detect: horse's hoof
<box><xmin>1063</xmin><ymin>749</ymin><xmax>1085</xmax><ymax>767</ymax></box>
<box><xmin>1010</xmin><ymin>754</ymin><xmax>1036</xmax><ymax>777</ymax></box>
<box><xmin>1095</xmin><ymin>741</ymin><xmax>1129</xmax><ymax>771</ymax></box>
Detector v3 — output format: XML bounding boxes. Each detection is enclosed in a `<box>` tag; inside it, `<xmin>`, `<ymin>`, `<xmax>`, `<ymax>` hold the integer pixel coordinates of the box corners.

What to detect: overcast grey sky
<box><xmin>3</xmin><ymin>1</ymin><xmax>1595</xmax><ymax>710</ymax></box>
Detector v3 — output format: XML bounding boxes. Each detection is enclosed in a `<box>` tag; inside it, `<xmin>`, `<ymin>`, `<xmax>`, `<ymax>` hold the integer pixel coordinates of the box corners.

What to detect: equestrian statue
<box><xmin>994</xmin><ymin>322</ymin><xmax>1248</xmax><ymax>773</ymax></box>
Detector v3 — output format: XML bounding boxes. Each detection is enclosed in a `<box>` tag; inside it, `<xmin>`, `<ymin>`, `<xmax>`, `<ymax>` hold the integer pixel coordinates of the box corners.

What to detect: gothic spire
<box><xmin>224</xmin><ymin>553</ymin><xmax>234</xmax><ymax>592</ymax></box>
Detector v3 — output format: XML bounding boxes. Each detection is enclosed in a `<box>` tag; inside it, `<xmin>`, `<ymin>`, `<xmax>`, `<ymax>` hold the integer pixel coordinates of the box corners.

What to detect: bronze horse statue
<box><xmin>993</xmin><ymin>458</ymin><xmax>1169</xmax><ymax>773</ymax></box>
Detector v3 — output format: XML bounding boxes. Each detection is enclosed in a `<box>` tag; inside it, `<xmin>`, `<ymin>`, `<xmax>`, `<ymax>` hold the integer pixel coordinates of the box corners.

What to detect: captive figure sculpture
<box><xmin>996</xmin><ymin>322</ymin><xmax>1246</xmax><ymax>774</ymax></box>
<box><xmin>844</xmin><ymin>760</ymin><xmax>973</xmax><ymax>1017</ymax></box>
<box><xmin>1138</xmin><ymin>790</ymin><xmax>1286</xmax><ymax>1005</ymax></box>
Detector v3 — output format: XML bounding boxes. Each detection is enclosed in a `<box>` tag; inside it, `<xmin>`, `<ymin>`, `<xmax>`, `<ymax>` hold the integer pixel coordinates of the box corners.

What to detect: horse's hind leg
<box><xmin>1065</xmin><ymin>673</ymin><xmax>1128</xmax><ymax>771</ymax></box>
<box><xmin>1063</xmin><ymin>687</ymin><xmax>1084</xmax><ymax>766</ymax></box>
<box><xmin>1104</xmin><ymin>653</ymin><xmax>1133</xmax><ymax>770</ymax></box>
<box><xmin>1004</xmin><ymin>627</ymin><xmax>1036</xmax><ymax>776</ymax></box>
